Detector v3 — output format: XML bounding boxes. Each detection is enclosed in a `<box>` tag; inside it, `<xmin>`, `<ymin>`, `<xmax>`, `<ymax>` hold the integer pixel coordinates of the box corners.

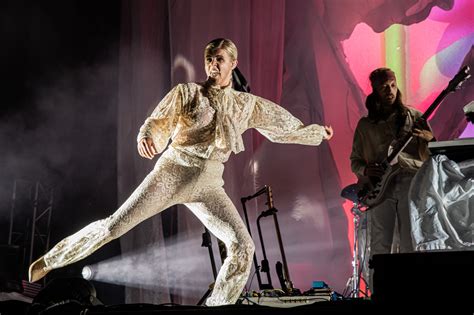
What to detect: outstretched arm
<box><xmin>248</xmin><ymin>96</ymin><xmax>333</xmax><ymax>146</ymax></box>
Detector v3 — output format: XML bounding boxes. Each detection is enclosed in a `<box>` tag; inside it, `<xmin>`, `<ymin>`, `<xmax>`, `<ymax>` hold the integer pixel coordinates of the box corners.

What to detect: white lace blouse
<box><xmin>137</xmin><ymin>82</ymin><xmax>327</xmax><ymax>164</ymax></box>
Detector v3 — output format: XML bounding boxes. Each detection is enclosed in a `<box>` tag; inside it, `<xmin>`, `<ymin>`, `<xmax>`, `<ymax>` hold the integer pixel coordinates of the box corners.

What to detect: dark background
<box><xmin>0</xmin><ymin>0</ymin><xmax>123</xmax><ymax>304</ymax></box>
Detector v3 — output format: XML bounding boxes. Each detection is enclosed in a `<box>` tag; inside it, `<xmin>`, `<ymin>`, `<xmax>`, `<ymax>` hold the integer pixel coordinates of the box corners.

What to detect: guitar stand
<box><xmin>241</xmin><ymin>186</ymin><xmax>295</xmax><ymax>293</ymax></box>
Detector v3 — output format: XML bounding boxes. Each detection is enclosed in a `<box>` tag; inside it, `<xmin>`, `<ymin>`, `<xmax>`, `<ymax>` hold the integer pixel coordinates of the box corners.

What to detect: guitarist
<box><xmin>350</xmin><ymin>68</ymin><xmax>435</xmax><ymax>278</ymax></box>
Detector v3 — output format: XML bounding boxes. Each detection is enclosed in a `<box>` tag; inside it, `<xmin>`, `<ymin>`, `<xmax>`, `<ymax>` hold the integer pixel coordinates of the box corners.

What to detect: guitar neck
<box><xmin>385</xmin><ymin>86</ymin><xmax>451</xmax><ymax>164</ymax></box>
<box><xmin>386</xmin><ymin>132</ymin><xmax>413</xmax><ymax>164</ymax></box>
<box><xmin>421</xmin><ymin>88</ymin><xmax>450</xmax><ymax>120</ymax></box>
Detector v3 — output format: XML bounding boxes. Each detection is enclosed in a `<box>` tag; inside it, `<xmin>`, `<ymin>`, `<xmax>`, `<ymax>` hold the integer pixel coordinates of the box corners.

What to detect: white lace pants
<box><xmin>43</xmin><ymin>153</ymin><xmax>255</xmax><ymax>306</ymax></box>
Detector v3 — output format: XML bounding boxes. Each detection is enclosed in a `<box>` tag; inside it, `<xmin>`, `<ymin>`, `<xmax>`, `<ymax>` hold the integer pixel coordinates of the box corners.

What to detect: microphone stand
<box><xmin>197</xmin><ymin>227</ymin><xmax>217</xmax><ymax>305</ymax></box>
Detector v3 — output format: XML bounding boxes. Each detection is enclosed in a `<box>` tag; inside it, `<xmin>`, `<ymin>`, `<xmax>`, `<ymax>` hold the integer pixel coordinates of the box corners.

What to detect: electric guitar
<box><xmin>359</xmin><ymin>66</ymin><xmax>471</xmax><ymax>207</ymax></box>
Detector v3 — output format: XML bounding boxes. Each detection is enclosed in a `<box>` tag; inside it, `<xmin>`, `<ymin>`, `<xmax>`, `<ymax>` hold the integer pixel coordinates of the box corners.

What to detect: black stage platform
<box><xmin>1</xmin><ymin>298</ymin><xmax>474</xmax><ymax>315</ymax></box>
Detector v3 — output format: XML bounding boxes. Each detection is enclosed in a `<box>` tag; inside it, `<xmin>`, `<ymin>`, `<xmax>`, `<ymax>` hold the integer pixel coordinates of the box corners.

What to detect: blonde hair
<box><xmin>204</xmin><ymin>38</ymin><xmax>238</xmax><ymax>61</ymax></box>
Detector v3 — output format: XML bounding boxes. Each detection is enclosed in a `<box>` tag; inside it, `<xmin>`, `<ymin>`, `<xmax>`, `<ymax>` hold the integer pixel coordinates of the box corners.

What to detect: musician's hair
<box><xmin>369</xmin><ymin>67</ymin><xmax>395</xmax><ymax>89</ymax></box>
<box><xmin>366</xmin><ymin>68</ymin><xmax>408</xmax><ymax>135</ymax></box>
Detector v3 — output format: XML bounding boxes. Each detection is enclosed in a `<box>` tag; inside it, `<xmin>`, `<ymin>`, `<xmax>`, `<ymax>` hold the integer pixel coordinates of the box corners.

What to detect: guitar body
<box><xmin>360</xmin><ymin>165</ymin><xmax>400</xmax><ymax>207</ymax></box>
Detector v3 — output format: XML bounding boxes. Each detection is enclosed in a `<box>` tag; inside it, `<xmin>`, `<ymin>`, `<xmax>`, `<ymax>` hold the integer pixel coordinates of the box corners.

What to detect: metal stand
<box><xmin>341</xmin><ymin>184</ymin><xmax>365</xmax><ymax>298</ymax></box>
<box><xmin>256</xmin><ymin>209</ymin><xmax>274</xmax><ymax>288</ymax></box>
<box><xmin>241</xmin><ymin>186</ymin><xmax>294</xmax><ymax>293</ymax></box>
<box><xmin>241</xmin><ymin>186</ymin><xmax>269</xmax><ymax>290</ymax></box>
<box><xmin>348</xmin><ymin>201</ymin><xmax>363</xmax><ymax>298</ymax></box>
<box><xmin>202</xmin><ymin>228</ymin><xmax>218</xmax><ymax>280</ymax></box>
<box><xmin>197</xmin><ymin>227</ymin><xmax>227</xmax><ymax>305</ymax></box>
<box><xmin>197</xmin><ymin>228</ymin><xmax>216</xmax><ymax>306</ymax></box>
<box><xmin>8</xmin><ymin>180</ymin><xmax>53</xmax><ymax>281</ymax></box>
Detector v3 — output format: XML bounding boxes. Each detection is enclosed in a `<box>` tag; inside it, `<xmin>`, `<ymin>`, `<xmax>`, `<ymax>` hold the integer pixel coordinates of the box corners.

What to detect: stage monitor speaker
<box><xmin>371</xmin><ymin>250</ymin><xmax>474</xmax><ymax>308</ymax></box>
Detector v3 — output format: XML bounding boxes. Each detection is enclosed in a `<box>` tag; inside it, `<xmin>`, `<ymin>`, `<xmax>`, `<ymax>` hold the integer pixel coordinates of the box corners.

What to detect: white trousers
<box><xmin>368</xmin><ymin>171</ymin><xmax>415</xmax><ymax>292</ymax></box>
<box><xmin>369</xmin><ymin>171</ymin><xmax>415</xmax><ymax>256</ymax></box>
<box><xmin>43</xmin><ymin>151</ymin><xmax>255</xmax><ymax>306</ymax></box>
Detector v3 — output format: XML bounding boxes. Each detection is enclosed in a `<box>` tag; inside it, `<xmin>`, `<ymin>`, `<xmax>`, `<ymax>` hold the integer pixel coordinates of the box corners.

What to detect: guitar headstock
<box><xmin>447</xmin><ymin>66</ymin><xmax>471</xmax><ymax>92</ymax></box>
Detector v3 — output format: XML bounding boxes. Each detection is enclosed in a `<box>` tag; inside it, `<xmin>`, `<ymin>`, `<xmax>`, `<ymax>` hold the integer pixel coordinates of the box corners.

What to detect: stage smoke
<box><xmin>291</xmin><ymin>194</ymin><xmax>327</xmax><ymax>230</ymax></box>
<box><xmin>81</xmin><ymin>236</ymin><xmax>215</xmax><ymax>297</ymax></box>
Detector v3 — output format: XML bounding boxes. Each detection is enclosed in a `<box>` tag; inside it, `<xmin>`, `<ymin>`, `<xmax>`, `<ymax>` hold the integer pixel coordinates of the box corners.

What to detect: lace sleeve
<box><xmin>137</xmin><ymin>84</ymin><xmax>183</xmax><ymax>153</ymax></box>
<box><xmin>248</xmin><ymin>96</ymin><xmax>326</xmax><ymax>146</ymax></box>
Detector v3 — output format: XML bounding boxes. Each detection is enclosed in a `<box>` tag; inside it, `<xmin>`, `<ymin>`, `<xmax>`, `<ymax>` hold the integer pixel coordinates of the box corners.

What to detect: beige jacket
<box><xmin>350</xmin><ymin>107</ymin><xmax>432</xmax><ymax>178</ymax></box>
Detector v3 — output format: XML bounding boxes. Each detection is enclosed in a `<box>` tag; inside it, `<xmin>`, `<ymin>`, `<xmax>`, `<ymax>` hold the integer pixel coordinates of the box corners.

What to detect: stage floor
<box><xmin>2</xmin><ymin>297</ymin><xmax>474</xmax><ymax>315</ymax></box>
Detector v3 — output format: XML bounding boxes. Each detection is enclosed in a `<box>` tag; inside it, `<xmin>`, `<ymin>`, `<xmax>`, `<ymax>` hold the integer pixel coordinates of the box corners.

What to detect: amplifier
<box><xmin>428</xmin><ymin>137</ymin><xmax>474</xmax><ymax>162</ymax></box>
